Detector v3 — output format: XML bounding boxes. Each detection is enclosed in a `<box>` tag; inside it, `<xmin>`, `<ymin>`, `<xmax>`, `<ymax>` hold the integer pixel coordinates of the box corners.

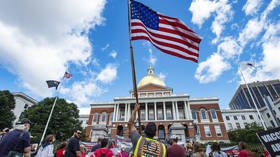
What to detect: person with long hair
<box><xmin>56</xmin><ymin>141</ymin><xmax>67</xmax><ymax>157</ymax></box>
<box><xmin>36</xmin><ymin>134</ymin><xmax>56</xmax><ymax>157</ymax></box>
<box><xmin>208</xmin><ymin>142</ymin><xmax>227</xmax><ymax>157</ymax></box>
<box><xmin>192</xmin><ymin>142</ymin><xmax>206</xmax><ymax>157</ymax></box>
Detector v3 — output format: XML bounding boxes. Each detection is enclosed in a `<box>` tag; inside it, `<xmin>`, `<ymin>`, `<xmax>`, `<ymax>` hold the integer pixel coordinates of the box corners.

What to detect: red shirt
<box><xmin>238</xmin><ymin>150</ymin><xmax>256</xmax><ymax>157</ymax></box>
<box><xmin>56</xmin><ymin>149</ymin><xmax>64</xmax><ymax>157</ymax></box>
<box><xmin>93</xmin><ymin>148</ymin><xmax>114</xmax><ymax>157</ymax></box>
<box><xmin>166</xmin><ymin>144</ymin><xmax>186</xmax><ymax>157</ymax></box>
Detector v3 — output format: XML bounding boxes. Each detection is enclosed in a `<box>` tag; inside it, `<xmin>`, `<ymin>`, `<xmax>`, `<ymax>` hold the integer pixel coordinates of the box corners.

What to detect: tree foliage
<box><xmin>0</xmin><ymin>90</ymin><xmax>16</xmax><ymax>130</ymax></box>
<box><xmin>20</xmin><ymin>97</ymin><xmax>82</xmax><ymax>143</ymax></box>
<box><xmin>227</xmin><ymin>122</ymin><xmax>264</xmax><ymax>144</ymax></box>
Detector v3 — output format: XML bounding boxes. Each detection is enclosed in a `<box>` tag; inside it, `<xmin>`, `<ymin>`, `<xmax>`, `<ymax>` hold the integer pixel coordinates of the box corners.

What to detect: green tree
<box><xmin>0</xmin><ymin>90</ymin><xmax>16</xmax><ymax>130</ymax></box>
<box><xmin>20</xmin><ymin>97</ymin><xmax>82</xmax><ymax>143</ymax></box>
<box><xmin>228</xmin><ymin>122</ymin><xmax>264</xmax><ymax>144</ymax></box>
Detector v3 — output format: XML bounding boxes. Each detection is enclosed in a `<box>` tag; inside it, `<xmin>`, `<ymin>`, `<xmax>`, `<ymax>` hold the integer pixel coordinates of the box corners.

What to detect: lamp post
<box><xmin>239</xmin><ymin>62</ymin><xmax>267</xmax><ymax>130</ymax></box>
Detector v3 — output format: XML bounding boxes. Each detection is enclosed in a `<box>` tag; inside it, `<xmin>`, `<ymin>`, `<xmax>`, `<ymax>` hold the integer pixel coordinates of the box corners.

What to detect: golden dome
<box><xmin>137</xmin><ymin>65</ymin><xmax>166</xmax><ymax>88</ymax></box>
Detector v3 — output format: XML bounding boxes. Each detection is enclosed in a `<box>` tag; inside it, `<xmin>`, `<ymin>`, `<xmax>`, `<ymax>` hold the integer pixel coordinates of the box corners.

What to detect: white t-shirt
<box><xmin>209</xmin><ymin>151</ymin><xmax>227</xmax><ymax>157</ymax></box>
<box><xmin>35</xmin><ymin>144</ymin><xmax>54</xmax><ymax>157</ymax></box>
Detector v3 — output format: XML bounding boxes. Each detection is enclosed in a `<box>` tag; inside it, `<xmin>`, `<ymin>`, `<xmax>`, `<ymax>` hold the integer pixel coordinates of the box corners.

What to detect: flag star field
<box><xmin>0</xmin><ymin>0</ymin><xmax>279</xmax><ymax>114</ymax></box>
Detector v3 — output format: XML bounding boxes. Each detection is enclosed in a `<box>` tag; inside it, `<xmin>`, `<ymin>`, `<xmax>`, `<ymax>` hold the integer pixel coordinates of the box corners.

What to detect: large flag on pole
<box><xmin>130</xmin><ymin>0</ymin><xmax>201</xmax><ymax>62</ymax></box>
<box><xmin>46</xmin><ymin>80</ymin><xmax>60</xmax><ymax>90</ymax></box>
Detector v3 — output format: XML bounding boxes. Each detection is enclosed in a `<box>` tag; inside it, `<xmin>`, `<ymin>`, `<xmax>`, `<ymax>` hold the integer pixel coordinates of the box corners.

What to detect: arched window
<box><xmin>200</xmin><ymin>108</ymin><xmax>208</xmax><ymax>120</ymax></box>
<box><xmin>101</xmin><ymin>112</ymin><xmax>107</xmax><ymax>124</ymax></box>
<box><xmin>93</xmin><ymin>113</ymin><xmax>98</xmax><ymax>124</ymax></box>
<box><xmin>210</xmin><ymin>109</ymin><xmax>217</xmax><ymax>119</ymax></box>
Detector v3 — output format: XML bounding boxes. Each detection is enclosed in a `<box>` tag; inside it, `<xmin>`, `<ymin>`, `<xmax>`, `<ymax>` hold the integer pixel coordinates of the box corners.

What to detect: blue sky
<box><xmin>0</xmin><ymin>0</ymin><xmax>279</xmax><ymax>114</ymax></box>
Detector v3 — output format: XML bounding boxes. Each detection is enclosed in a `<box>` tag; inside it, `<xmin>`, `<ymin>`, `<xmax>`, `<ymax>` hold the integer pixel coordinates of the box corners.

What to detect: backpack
<box><xmin>6</xmin><ymin>131</ymin><xmax>25</xmax><ymax>157</ymax></box>
<box><xmin>139</xmin><ymin>138</ymin><xmax>164</xmax><ymax>157</ymax></box>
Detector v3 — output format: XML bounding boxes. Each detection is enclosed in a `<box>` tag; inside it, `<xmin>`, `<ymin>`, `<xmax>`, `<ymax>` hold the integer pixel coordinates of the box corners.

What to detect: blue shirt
<box><xmin>0</xmin><ymin>129</ymin><xmax>30</xmax><ymax>156</ymax></box>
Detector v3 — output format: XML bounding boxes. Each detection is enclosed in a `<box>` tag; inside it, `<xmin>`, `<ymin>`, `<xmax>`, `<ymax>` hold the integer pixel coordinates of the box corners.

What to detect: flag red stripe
<box><xmin>132</xmin><ymin>36</ymin><xmax>198</xmax><ymax>62</ymax></box>
<box><xmin>159</xmin><ymin>15</ymin><xmax>196</xmax><ymax>34</ymax></box>
<box><xmin>131</xmin><ymin>22</ymin><xmax>201</xmax><ymax>45</ymax></box>
<box><xmin>131</xmin><ymin>27</ymin><xmax>199</xmax><ymax>51</ymax></box>
<box><xmin>131</xmin><ymin>29</ymin><xmax>199</xmax><ymax>57</ymax></box>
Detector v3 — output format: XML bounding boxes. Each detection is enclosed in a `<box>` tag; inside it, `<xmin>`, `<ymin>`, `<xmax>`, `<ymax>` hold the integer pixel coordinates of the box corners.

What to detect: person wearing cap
<box><xmin>0</xmin><ymin>118</ymin><xmax>32</xmax><ymax>157</ymax></box>
<box><xmin>128</xmin><ymin>103</ymin><xmax>166</xmax><ymax>157</ymax></box>
<box><xmin>166</xmin><ymin>135</ymin><xmax>186</xmax><ymax>157</ymax></box>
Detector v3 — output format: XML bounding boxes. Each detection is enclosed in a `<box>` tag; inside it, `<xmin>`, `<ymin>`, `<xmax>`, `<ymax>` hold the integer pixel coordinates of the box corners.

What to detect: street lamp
<box><xmin>239</xmin><ymin>62</ymin><xmax>267</xmax><ymax>130</ymax></box>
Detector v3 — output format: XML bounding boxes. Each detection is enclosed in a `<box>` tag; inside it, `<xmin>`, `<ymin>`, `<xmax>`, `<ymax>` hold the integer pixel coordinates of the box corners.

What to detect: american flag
<box><xmin>130</xmin><ymin>0</ymin><xmax>201</xmax><ymax>62</ymax></box>
<box><xmin>64</xmin><ymin>72</ymin><xmax>72</xmax><ymax>78</ymax></box>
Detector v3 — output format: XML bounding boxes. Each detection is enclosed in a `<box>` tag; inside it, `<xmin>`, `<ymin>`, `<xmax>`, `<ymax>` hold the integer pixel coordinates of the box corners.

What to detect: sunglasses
<box><xmin>77</xmin><ymin>132</ymin><xmax>82</xmax><ymax>135</ymax></box>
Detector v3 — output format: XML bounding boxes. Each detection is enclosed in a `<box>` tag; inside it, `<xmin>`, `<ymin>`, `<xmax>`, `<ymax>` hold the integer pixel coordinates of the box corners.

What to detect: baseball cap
<box><xmin>16</xmin><ymin>118</ymin><xmax>32</xmax><ymax>125</ymax></box>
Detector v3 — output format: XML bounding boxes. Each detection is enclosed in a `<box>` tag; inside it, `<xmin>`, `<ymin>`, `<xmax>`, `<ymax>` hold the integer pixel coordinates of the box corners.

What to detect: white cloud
<box><xmin>110</xmin><ymin>50</ymin><xmax>118</xmax><ymax>59</ymax></box>
<box><xmin>158</xmin><ymin>72</ymin><xmax>166</xmax><ymax>81</ymax></box>
<box><xmin>242</xmin><ymin>0</ymin><xmax>262</xmax><ymax>16</ymax></box>
<box><xmin>189</xmin><ymin>0</ymin><xmax>217</xmax><ymax>27</ymax></box>
<box><xmin>195</xmin><ymin>53</ymin><xmax>230</xmax><ymax>83</ymax></box>
<box><xmin>238</xmin><ymin>18</ymin><xmax>264</xmax><ymax>46</ymax></box>
<box><xmin>96</xmin><ymin>64</ymin><xmax>118</xmax><ymax>84</ymax></box>
<box><xmin>79</xmin><ymin>107</ymin><xmax>91</xmax><ymax>115</ymax></box>
<box><xmin>217</xmin><ymin>37</ymin><xmax>242</xmax><ymax>59</ymax></box>
<box><xmin>60</xmin><ymin>79</ymin><xmax>105</xmax><ymax>106</ymax></box>
<box><xmin>102</xmin><ymin>44</ymin><xmax>110</xmax><ymax>51</ymax></box>
<box><xmin>0</xmin><ymin>0</ymin><xmax>106</xmax><ymax>97</ymax></box>
<box><xmin>148</xmin><ymin>49</ymin><xmax>157</xmax><ymax>65</ymax></box>
<box><xmin>211</xmin><ymin>0</ymin><xmax>233</xmax><ymax>43</ymax></box>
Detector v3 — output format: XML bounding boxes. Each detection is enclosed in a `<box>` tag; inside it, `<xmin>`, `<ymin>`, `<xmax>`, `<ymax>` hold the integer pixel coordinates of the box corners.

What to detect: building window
<box><xmin>233</xmin><ymin>116</ymin><xmax>238</xmax><ymax>120</ymax></box>
<box><xmin>109</xmin><ymin>112</ymin><xmax>113</xmax><ymax>125</ymax></box>
<box><xmin>166</xmin><ymin>102</ymin><xmax>173</xmax><ymax>120</ymax></box>
<box><xmin>227</xmin><ymin>123</ymin><xmax>233</xmax><ymax>130</ymax></box>
<box><xmin>210</xmin><ymin>109</ymin><xmax>217</xmax><ymax>119</ymax></box>
<box><xmin>178</xmin><ymin>102</ymin><xmax>185</xmax><ymax>119</ymax></box>
<box><xmin>101</xmin><ymin>112</ymin><xmax>106</xmax><ymax>124</ymax></box>
<box><xmin>157</xmin><ymin>102</ymin><xmax>164</xmax><ymax>120</ymax></box>
<box><xmin>140</xmin><ymin>104</ymin><xmax>145</xmax><ymax>120</ymax></box>
<box><xmin>236</xmin><ymin>123</ymin><xmax>241</xmax><ymax>129</ymax></box>
<box><xmin>200</xmin><ymin>109</ymin><xmax>208</xmax><ymax>120</ymax></box>
<box><xmin>148</xmin><ymin>103</ymin><xmax>154</xmax><ymax>120</ymax></box>
<box><xmin>244</xmin><ymin>122</ymin><xmax>248</xmax><ymax>127</ymax></box>
<box><xmin>119</xmin><ymin>104</ymin><xmax>125</xmax><ymax>121</ymax></box>
<box><xmin>241</xmin><ymin>115</ymin><xmax>246</xmax><ymax>120</ymax></box>
<box><xmin>93</xmin><ymin>113</ymin><xmax>98</xmax><ymax>124</ymax></box>
<box><xmin>191</xmin><ymin>110</ymin><xmax>197</xmax><ymax>120</ymax></box>
<box><xmin>272</xmin><ymin>110</ymin><xmax>276</xmax><ymax>115</ymax></box>
<box><xmin>249</xmin><ymin>115</ymin><xmax>254</xmax><ymax>120</ymax></box>
<box><xmin>278</xmin><ymin>107</ymin><xmax>280</xmax><ymax>111</ymax></box>
<box><xmin>225</xmin><ymin>116</ymin><xmax>230</xmax><ymax>120</ymax></box>
<box><xmin>266</xmin><ymin>113</ymin><xmax>271</xmax><ymax>118</ymax></box>
<box><xmin>204</xmin><ymin>125</ymin><xmax>211</xmax><ymax>137</ymax></box>
<box><xmin>215</xmin><ymin>125</ymin><xmax>222</xmax><ymax>137</ymax></box>
<box><xmin>270</xmin><ymin>120</ymin><xmax>276</xmax><ymax>127</ymax></box>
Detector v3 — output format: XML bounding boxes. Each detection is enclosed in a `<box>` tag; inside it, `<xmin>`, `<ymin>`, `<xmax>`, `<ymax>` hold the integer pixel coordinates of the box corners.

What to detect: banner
<box><xmin>257</xmin><ymin>127</ymin><xmax>280</xmax><ymax>156</ymax></box>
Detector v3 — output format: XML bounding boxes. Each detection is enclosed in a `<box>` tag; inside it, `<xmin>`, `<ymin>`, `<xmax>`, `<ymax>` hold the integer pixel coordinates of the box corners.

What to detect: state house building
<box><xmin>86</xmin><ymin>66</ymin><xmax>229</xmax><ymax>143</ymax></box>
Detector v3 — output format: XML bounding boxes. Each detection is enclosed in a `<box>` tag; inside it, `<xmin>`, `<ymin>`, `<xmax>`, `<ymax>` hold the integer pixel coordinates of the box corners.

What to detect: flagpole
<box><xmin>128</xmin><ymin>0</ymin><xmax>141</xmax><ymax>134</ymax></box>
<box><xmin>39</xmin><ymin>77</ymin><xmax>64</xmax><ymax>146</ymax></box>
<box><xmin>239</xmin><ymin>64</ymin><xmax>267</xmax><ymax>130</ymax></box>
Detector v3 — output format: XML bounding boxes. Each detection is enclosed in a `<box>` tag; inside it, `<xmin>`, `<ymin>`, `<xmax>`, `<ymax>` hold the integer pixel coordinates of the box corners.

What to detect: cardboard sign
<box><xmin>257</xmin><ymin>127</ymin><xmax>280</xmax><ymax>156</ymax></box>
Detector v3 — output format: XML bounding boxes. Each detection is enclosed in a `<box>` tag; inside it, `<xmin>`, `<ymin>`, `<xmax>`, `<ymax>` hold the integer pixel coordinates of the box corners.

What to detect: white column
<box><xmin>184</xmin><ymin>101</ymin><xmax>188</xmax><ymax>120</ymax></box>
<box><xmin>113</xmin><ymin>104</ymin><xmax>116</xmax><ymax>122</ymax></box>
<box><xmin>154</xmin><ymin>102</ymin><xmax>157</xmax><ymax>121</ymax></box>
<box><xmin>163</xmin><ymin>101</ymin><xmax>166</xmax><ymax>120</ymax></box>
<box><xmin>115</xmin><ymin>104</ymin><xmax>119</xmax><ymax>121</ymax></box>
<box><xmin>124</xmin><ymin>103</ymin><xmax>128</xmax><ymax>121</ymax></box>
<box><xmin>172</xmin><ymin>101</ymin><xmax>176</xmax><ymax>120</ymax></box>
<box><xmin>187</xmin><ymin>101</ymin><xmax>191</xmax><ymax>120</ymax></box>
<box><xmin>175</xmin><ymin>101</ymin><xmax>179</xmax><ymax>120</ymax></box>
<box><xmin>128</xmin><ymin>103</ymin><xmax>131</xmax><ymax>120</ymax></box>
<box><xmin>145</xmin><ymin>103</ymin><xmax>148</xmax><ymax>121</ymax></box>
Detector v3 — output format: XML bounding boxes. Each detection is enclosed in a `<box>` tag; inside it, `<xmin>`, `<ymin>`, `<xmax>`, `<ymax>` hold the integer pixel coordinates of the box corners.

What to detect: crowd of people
<box><xmin>0</xmin><ymin>104</ymin><xmax>269</xmax><ymax>157</ymax></box>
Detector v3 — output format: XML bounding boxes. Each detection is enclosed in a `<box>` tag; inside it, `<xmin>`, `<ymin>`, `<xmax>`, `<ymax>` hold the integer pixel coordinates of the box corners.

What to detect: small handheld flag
<box><xmin>46</xmin><ymin>80</ymin><xmax>60</xmax><ymax>90</ymax></box>
<box><xmin>64</xmin><ymin>72</ymin><xmax>72</xmax><ymax>78</ymax></box>
<box><xmin>130</xmin><ymin>0</ymin><xmax>201</xmax><ymax>62</ymax></box>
